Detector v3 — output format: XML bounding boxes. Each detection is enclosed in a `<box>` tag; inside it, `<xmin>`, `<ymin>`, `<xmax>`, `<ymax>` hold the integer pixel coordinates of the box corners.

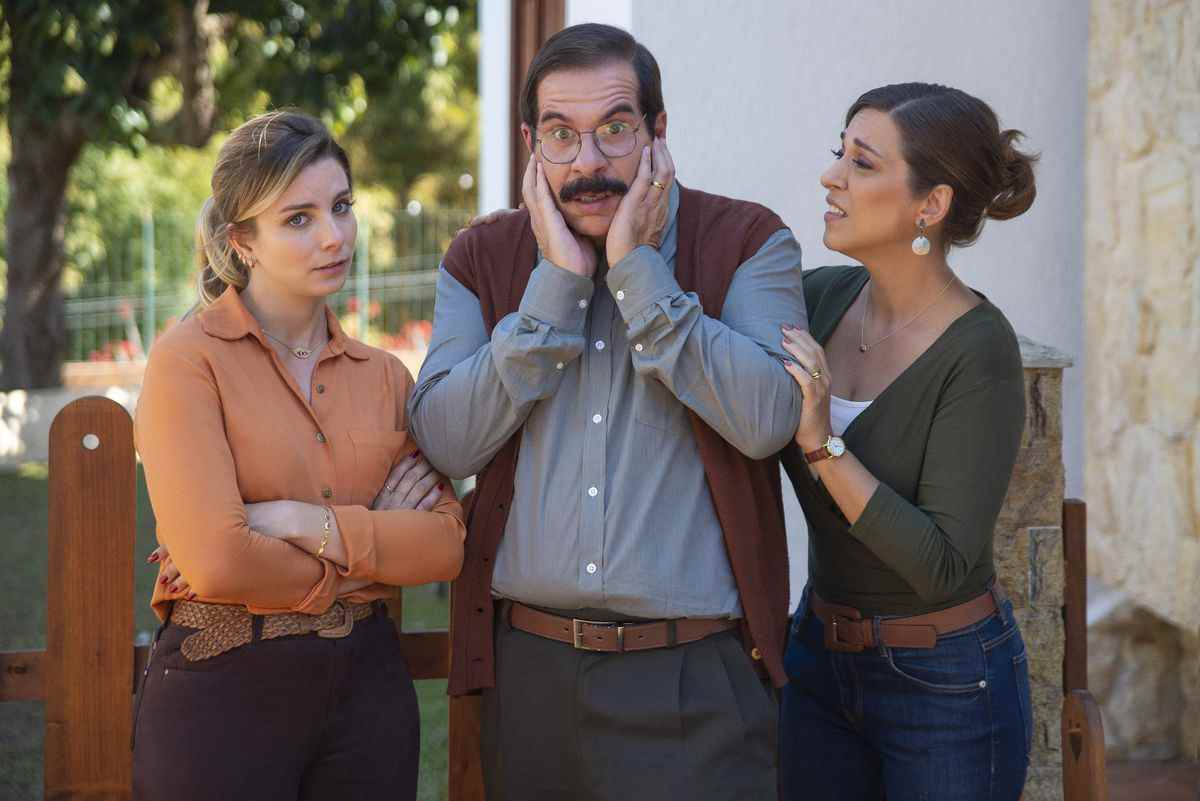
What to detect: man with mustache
<box><xmin>409</xmin><ymin>23</ymin><xmax>805</xmax><ymax>800</ymax></box>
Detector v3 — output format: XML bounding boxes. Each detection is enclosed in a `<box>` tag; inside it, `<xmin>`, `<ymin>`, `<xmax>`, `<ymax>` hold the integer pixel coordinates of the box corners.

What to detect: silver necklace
<box><xmin>859</xmin><ymin>275</ymin><xmax>956</xmax><ymax>353</ymax></box>
<box><xmin>263</xmin><ymin>328</ymin><xmax>323</xmax><ymax>360</ymax></box>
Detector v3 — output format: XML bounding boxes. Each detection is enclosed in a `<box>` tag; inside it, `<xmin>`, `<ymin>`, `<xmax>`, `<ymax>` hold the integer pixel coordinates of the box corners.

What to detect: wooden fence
<box><xmin>0</xmin><ymin>398</ymin><xmax>484</xmax><ymax>800</ymax></box>
<box><xmin>0</xmin><ymin>398</ymin><xmax>1105</xmax><ymax>800</ymax></box>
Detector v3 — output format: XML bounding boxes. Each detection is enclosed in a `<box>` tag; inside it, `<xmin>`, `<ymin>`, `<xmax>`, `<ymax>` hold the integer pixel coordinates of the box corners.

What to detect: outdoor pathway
<box><xmin>1109</xmin><ymin>761</ymin><xmax>1200</xmax><ymax>801</ymax></box>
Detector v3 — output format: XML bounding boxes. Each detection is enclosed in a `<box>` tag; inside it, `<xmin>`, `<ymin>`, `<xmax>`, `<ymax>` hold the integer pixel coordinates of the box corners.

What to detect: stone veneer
<box><xmin>1085</xmin><ymin>0</ymin><xmax>1200</xmax><ymax>760</ymax></box>
<box><xmin>993</xmin><ymin>337</ymin><xmax>1072</xmax><ymax>801</ymax></box>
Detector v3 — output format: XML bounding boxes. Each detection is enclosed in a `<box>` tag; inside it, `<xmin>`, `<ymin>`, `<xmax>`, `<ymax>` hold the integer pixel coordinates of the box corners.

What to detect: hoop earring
<box><xmin>911</xmin><ymin>219</ymin><xmax>931</xmax><ymax>256</ymax></box>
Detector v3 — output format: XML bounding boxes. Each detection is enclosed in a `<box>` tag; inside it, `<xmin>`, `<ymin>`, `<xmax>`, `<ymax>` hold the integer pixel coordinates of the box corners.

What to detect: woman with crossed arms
<box><xmin>133</xmin><ymin>110</ymin><xmax>464</xmax><ymax>800</ymax></box>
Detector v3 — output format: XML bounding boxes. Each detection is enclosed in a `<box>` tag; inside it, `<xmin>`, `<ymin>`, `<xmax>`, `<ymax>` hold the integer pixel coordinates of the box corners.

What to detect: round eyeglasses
<box><xmin>536</xmin><ymin>119</ymin><xmax>645</xmax><ymax>165</ymax></box>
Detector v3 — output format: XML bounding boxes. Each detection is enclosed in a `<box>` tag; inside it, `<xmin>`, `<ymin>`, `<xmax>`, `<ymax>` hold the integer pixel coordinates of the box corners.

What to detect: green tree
<box><xmin>0</xmin><ymin>0</ymin><xmax>466</xmax><ymax>389</ymax></box>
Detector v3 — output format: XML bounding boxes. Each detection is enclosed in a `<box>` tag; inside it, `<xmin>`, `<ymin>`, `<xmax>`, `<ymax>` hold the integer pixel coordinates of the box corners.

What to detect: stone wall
<box><xmin>998</xmin><ymin>340</ymin><xmax>1075</xmax><ymax>801</ymax></box>
<box><xmin>1085</xmin><ymin>0</ymin><xmax>1200</xmax><ymax>760</ymax></box>
<box><xmin>993</xmin><ymin>337</ymin><xmax>1071</xmax><ymax>801</ymax></box>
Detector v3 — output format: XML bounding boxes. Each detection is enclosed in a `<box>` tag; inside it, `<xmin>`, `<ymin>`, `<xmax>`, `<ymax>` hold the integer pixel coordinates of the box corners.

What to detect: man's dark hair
<box><xmin>519</xmin><ymin>23</ymin><xmax>664</xmax><ymax>130</ymax></box>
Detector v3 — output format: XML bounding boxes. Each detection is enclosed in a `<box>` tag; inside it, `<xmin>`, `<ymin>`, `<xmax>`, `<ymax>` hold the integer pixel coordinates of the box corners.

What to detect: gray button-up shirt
<box><xmin>410</xmin><ymin>184</ymin><xmax>806</xmax><ymax>619</ymax></box>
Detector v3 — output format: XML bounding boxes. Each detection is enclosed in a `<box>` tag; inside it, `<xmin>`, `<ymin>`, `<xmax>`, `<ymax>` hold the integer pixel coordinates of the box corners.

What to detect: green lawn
<box><xmin>0</xmin><ymin>464</ymin><xmax>451</xmax><ymax>801</ymax></box>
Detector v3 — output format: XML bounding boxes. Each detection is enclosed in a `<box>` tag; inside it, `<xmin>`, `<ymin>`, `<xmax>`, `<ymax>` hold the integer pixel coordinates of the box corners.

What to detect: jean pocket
<box><xmin>884</xmin><ymin>634</ymin><xmax>988</xmax><ymax>694</ymax></box>
<box><xmin>1013</xmin><ymin>650</ymin><xmax>1033</xmax><ymax>758</ymax></box>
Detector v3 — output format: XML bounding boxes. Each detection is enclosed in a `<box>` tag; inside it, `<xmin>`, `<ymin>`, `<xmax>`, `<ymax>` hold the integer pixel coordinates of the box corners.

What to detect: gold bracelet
<box><xmin>316</xmin><ymin>506</ymin><xmax>332</xmax><ymax>558</ymax></box>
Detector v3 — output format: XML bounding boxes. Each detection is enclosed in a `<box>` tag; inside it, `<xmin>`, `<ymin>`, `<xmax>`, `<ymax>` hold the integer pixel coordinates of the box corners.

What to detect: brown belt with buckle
<box><xmin>508</xmin><ymin>601</ymin><xmax>739</xmax><ymax>653</ymax></box>
<box><xmin>809</xmin><ymin>585</ymin><xmax>1004</xmax><ymax>653</ymax></box>
<box><xmin>170</xmin><ymin>599</ymin><xmax>375</xmax><ymax>662</ymax></box>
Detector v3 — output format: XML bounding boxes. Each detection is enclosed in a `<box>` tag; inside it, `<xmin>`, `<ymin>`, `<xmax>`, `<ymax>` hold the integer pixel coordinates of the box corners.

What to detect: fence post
<box><xmin>356</xmin><ymin>218</ymin><xmax>370</xmax><ymax>339</ymax></box>
<box><xmin>45</xmin><ymin>397</ymin><xmax>136</xmax><ymax>801</ymax></box>
<box><xmin>142</xmin><ymin>212</ymin><xmax>156</xmax><ymax>356</ymax></box>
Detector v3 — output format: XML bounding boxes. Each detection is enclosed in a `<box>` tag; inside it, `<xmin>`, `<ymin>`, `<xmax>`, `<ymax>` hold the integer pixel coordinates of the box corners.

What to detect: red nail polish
<box><xmin>439</xmin><ymin>483</ymin><xmax>446</xmax><ymax>491</ymax></box>
<box><xmin>159</xmin><ymin>575</ymin><xmax>168</xmax><ymax>585</ymax></box>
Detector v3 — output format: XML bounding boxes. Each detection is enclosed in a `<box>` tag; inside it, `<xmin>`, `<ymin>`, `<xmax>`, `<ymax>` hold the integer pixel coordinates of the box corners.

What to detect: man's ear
<box><xmin>919</xmin><ymin>184</ymin><xmax>953</xmax><ymax>228</ymax></box>
<box><xmin>652</xmin><ymin>111</ymin><xmax>667</xmax><ymax>140</ymax></box>
<box><xmin>521</xmin><ymin>124</ymin><xmax>535</xmax><ymax>154</ymax></box>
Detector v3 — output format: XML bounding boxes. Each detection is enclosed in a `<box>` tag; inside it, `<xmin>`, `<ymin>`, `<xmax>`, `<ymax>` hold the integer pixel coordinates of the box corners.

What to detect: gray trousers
<box><xmin>481</xmin><ymin>603</ymin><xmax>778</xmax><ymax>801</ymax></box>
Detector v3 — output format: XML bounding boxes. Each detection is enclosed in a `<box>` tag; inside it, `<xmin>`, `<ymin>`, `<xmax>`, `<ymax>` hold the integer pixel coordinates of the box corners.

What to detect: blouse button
<box><xmin>321</xmin><ymin>488</ymin><xmax>333</xmax><ymax>499</ymax></box>
<box><xmin>751</xmin><ymin>647</ymin><xmax>762</xmax><ymax>661</ymax></box>
<box><xmin>315</xmin><ymin>432</ymin><xmax>327</xmax><ymax>444</ymax></box>
<box><xmin>316</xmin><ymin>384</ymin><xmax>326</xmax><ymax>394</ymax></box>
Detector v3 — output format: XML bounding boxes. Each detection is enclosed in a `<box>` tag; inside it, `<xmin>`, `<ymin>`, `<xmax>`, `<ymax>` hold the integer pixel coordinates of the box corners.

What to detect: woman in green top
<box><xmin>777</xmin><ymin>83</ymin><xmax>1038</xmax><ymax>801</ymax></box>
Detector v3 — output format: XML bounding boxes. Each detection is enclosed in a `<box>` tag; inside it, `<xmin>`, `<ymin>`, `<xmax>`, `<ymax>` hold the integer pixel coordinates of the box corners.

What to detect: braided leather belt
<box><xmin>170</xmin><ymin>599</ymin><xmax>375</xmax><ymax>662</ymax></box>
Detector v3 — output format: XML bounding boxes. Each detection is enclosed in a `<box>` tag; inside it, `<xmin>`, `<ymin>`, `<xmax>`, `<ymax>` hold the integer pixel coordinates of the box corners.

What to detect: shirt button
<box><xmin>595</xmin><ymin>340</ymin><xmax>605</xmax><ymax>351</ymax></box>
<box><xmin>586</xmin><ymin>562</ymin><xmax>598</xmax><ymax>574</ymax></box>
<box><xmin>315</xmin><ymin>384</ymin><xmax>326</xmax><ymax>394</ymax></box>
<box><xmin>315</xmin><ymin>432</ymin><xmax>326</xmax><ymax>444</ymax></box>
<box><xmin>555</xmin><ymin>362</ymin><xmax>564</xmax><ymax>370</ymax></box>
<box><xmin>321</xmin><ymin>488</ymin><xmax>333</xmax><ymax>499</ymax></box>
<box><xmin>634</xmin><ymin>343</ymin><xmax>644</xmax><ymax>353</ymax></box>
<box><xmin>616</xmin><ymin>290</ymin><xmax>625</xmax><ymax>301</ymax></box>
<box><xmin>751</xmin><ymin>647</ymin><xmax>762</xmax><ymax>661</ymax></box>
<box><xmin>592</xmin><ymin>414</ymin><xmax>603</xmax><ymax>424</ymax></box>
<box><xmin>578</xmin><ymin>299</ymin><xmax>588</xmax><ymax>309</ymax></box>
<box><xmin>587</xmin><ymin>486</ymin><xmax>598</xmax><ymax>498</ymax></box>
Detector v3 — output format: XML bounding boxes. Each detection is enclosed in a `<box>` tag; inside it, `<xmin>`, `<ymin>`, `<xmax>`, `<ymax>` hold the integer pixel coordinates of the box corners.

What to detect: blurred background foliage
<box><xmin>0</xmin><ymin>0</ymin><xmax>478</xmax><ymax>383</ymax></box>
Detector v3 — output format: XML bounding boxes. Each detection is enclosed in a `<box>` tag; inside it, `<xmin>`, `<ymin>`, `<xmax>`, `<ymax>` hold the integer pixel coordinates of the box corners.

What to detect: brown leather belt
<box><xmin>170</xmin><ymin>599</ymin><xmax>376</xmax><ymax>662</ymax></box>
<box><xmin>509</xmin><ymin>601</ymin><xmax>739</xmax><ymax>653</ymax></box>
<box><xmin>809</xmin><ymin>585</ymin><xmax>1004</xmax><ymax>653</ymax></box>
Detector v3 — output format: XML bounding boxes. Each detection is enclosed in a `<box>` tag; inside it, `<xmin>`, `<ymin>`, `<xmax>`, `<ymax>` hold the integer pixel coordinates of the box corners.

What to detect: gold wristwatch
<box><xmin>804</xmin><ymin>435</ymin><xmax>846</xmax><ymax>464</ymax></box>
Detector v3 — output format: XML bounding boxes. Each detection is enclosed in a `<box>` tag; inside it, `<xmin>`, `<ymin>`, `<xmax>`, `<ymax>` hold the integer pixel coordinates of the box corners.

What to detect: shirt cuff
<box><xmin>247</xmin><ymin>558</ymin><xmax>341</xmax><ymax>615</ymax></box>
<box><xmin>606</xmin><ymin>245</ymin><xmax>680</xmax><ymax>322</ymax></box>
<box><xmin>331</xmin><ymin>504</ymin><xmax>376</xmax><ymax>580</ymax></box>
<box><xmin>518</xmin><ymin>258</ymin><xmax>594</xmax><ymax>331</ymax></box>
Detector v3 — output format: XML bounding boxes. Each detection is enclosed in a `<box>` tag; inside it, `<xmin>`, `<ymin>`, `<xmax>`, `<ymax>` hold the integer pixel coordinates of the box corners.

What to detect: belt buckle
<box><xmin>826</xmin><ymin>613</ymin><xmax>865</xmax><ymax>653</ymax></box>
<box><xmin>572</xmin><ymin>618</ymin><xmax>625</xmax><ymax>652</ymax></box>
<box><xmin>318</xmin><ymin>600</ymin><xmax>355</xmax><ymax>639</ymax></box>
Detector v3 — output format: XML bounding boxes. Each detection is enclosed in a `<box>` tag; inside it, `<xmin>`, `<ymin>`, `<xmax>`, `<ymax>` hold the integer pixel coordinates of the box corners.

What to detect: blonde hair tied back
<box><xmin>193</xmin><ymin>110</ymin><xmax>353</xmax><ymax>307</ymax></box>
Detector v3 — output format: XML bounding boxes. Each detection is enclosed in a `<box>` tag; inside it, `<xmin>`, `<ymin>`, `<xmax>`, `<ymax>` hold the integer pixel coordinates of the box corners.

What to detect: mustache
<box><xmin>559</xmin><ymin>175</ymin><xmax>629</xmax><ymax>203</ymax></box>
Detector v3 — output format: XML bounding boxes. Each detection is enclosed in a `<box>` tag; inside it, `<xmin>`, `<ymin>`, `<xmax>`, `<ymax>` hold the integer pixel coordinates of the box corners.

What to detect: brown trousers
<box><xmin>132</xmin><ymin>603</ymin><xmax>418</xmax><ymax>801</ymax></box>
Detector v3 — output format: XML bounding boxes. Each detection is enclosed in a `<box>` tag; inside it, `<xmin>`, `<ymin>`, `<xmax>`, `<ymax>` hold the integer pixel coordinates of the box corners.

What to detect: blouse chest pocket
<box><xmin>346</xmin><ymin>429</ymin><xmax>412</xmax><ymax>506</ymax></box>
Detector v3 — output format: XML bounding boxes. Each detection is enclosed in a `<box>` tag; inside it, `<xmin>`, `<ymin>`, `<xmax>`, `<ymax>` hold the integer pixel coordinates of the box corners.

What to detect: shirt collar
<box><xmin>199</xmin><ymin>285</ymin><xmax>371</xmax><ymax>361</ymax></box>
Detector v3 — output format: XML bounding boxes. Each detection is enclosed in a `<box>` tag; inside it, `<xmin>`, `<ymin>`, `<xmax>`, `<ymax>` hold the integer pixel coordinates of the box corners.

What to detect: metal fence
<box><xmin>57</xmin><ymin>207</ymin><xmax>471</xmax><ymax>362</ymax></box>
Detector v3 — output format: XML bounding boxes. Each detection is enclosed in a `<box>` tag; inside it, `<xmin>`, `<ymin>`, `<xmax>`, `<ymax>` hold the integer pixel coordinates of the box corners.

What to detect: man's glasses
<box><xmin>535</xmin><ymin>119</ymin><xmax>645</xmax><ymax>165</ymax></box>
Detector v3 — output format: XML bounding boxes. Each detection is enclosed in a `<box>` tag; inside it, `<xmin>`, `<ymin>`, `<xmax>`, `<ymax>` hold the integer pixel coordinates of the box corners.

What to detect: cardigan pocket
<box><xmin>347</xmin><ymin>429</ymin><xmax>411</xmax><ymax>506</ymax></box>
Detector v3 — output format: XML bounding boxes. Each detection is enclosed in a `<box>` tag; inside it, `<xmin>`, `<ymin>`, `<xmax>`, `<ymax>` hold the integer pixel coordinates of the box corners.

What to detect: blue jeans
<box><xmin>779</xmin><ymin>588</ymin><xmax>1032</xmax><ymax>801</ymax></box>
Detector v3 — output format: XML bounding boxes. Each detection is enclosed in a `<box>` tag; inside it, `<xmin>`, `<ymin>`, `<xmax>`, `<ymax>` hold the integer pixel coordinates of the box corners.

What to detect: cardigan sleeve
<box><xmin>846</xmin><ymin>355</ymin><xmax>1025</xmax><ymax>605</ymax></box>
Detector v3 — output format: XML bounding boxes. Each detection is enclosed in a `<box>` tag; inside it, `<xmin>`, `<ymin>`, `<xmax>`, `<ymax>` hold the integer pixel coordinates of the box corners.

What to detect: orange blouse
<box><xmin>135</xmin><ymin>286</ymin><xmax>465</xmax><ymax>621</ymax></box>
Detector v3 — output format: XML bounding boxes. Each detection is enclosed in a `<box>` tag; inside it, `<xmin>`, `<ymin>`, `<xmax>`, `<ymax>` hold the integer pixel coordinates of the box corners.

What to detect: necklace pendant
<box><xmin>292</xmin><ymin>348</ymin><xmax>313</xmax><ymax>359</ymax></box>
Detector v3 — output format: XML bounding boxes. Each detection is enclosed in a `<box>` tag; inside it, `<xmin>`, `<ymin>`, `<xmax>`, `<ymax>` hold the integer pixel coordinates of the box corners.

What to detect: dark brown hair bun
<box><xmin>846</xmin><ymin>83</ymin><xmax>1039</xmax><ymax>249</ymax></box>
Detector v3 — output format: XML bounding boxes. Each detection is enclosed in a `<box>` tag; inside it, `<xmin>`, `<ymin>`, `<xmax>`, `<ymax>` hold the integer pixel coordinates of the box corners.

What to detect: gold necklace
<box><xmin>859</xmin><ymin>275</ymin><xmax>956</xmax><ymax>353</ymax></box>
<box><xmin>263</xmin><ymin>328</ymin><xmax>323</xmax><ymax>360</ymax></box>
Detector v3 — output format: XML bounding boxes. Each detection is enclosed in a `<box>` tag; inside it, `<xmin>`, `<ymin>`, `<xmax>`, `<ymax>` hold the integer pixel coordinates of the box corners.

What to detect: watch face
<box><xmin>827</xmin><ymin>437</ymin><xmax>846</xmax><ymax>457</ymax></box>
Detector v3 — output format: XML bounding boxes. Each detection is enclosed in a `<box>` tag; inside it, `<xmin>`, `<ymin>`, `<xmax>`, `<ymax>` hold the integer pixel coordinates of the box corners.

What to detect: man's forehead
<box><xmin>536</xmin><ymin>61</ymin><xmax>640</xmax><ymax>123</ymax></box>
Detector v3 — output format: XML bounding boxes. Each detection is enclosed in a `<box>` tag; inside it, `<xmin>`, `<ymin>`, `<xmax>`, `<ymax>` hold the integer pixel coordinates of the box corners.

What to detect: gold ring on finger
<box><xmin>651</xmin><ymin>179</ymin><xmax>666</xmax><ymax>191</ymax></box>
<box><xmin>810</xmin><ymin>369</ymin><xmax>823</xmax><ymax>379</ymax></box>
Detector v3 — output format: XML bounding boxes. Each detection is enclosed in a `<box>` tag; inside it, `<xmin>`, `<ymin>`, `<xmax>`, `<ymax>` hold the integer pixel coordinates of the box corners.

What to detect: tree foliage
<box><xmin>0</xmin><ymin>0</ymin><xmax>478</xmax><ymax>388</ymax></box>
